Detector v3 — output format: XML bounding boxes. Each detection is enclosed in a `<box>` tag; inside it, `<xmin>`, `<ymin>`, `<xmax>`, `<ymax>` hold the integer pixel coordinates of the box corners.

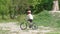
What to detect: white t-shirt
<box><xmin>27</xmin><ymin>14</ymin><xmax>33</xmax><ymax>20</ymax></box>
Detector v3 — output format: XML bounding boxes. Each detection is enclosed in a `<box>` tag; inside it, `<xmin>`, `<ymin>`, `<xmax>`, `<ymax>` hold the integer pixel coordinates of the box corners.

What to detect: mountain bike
<box><xmin>20</xmin><ymin>20</ymin><xmax>38</xmax><ymax>30</ymax></box>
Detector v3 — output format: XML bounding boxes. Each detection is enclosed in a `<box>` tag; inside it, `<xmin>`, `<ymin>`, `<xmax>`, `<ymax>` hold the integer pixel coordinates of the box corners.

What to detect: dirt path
<box><xmin>0</xmin><ymin>22</ymin><xmax>53</xmax><ymax>34</ymax></box>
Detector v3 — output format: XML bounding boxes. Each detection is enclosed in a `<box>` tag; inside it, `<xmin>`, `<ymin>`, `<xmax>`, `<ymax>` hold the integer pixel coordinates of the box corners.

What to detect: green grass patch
<box><xmin>46</xmin><ymin>32</ymin><xmax>60</xmax><ymax>34</ymax></box>
<box><xmin>0</xmin><ymin>15</ymin><xmax>26</xmax><ymax>23</ymax></box>
<box><xmin>33</xmin><ymin>10</ymin><xmax>52</xmax><ymax>26</ymax></box>
<box><xmin>0</xmin><ymin>30</ymin><xmax>9</xmax><ymax>34</ymax></box>
<box><xmin>33</xmin><ymin>10</ymin><xmax>60</xmax><ymax>28</ymax></box>
<box><xmin>0</xmin><ymin>15</ymin><xmax>18</xmax><ymax>22</ymax></box>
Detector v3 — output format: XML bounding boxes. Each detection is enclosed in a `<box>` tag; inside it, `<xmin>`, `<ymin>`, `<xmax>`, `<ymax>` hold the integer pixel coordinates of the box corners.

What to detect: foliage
<box><xmin>58</xmin><ymin>0</ymin><xmax>60</xmax><ymax>10</ymax></box>
<box><xmin>0</xmin><ymin>0</ymin><xmax>11</xmax><ymax>19</ymax></box>
<box><xmin>0</xmin><ymin>0</ymin><xmax>60</xmax><ymax>19</ymax></box>
<box><xmin>32</xmin><ymin>0</ymin><xmax>53</xmax><ymax>14</ymax></box>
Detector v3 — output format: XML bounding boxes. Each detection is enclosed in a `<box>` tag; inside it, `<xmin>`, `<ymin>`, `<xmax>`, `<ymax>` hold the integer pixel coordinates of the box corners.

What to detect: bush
<box><xmin>33</xmin><ymin>10</ymin><xmax>52</xmax><ymax>26</ymax></box>
<box><xmin>33</xmin><ymin>10</ymin><xmax>60</xmax><ymax>28</ymax></box>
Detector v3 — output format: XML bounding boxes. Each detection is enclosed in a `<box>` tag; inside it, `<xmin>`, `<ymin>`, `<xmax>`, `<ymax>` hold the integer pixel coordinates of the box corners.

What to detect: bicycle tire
<box><xmin>20</xmin><ymin>22</ymin><xmax>27</xmax><ymax>30</ymax></box>
<box><xmin>31</xmin><ymin>23</ymin><xmax>38</xmax><ymax>30</ymax></box>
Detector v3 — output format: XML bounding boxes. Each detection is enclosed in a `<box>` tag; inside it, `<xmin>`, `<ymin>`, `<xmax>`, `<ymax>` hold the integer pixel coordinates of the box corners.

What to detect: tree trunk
<box><xmin>53</xmin><ymin>0</ymin><xmax>59</xmax><ymax>11</ymax></box>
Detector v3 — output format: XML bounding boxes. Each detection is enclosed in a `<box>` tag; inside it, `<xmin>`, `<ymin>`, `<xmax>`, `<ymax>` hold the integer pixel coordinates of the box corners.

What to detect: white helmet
<box><xmin>27</xmin><ymin>10</ymin><xmax>31</xmax><ymax>13</ymax></box>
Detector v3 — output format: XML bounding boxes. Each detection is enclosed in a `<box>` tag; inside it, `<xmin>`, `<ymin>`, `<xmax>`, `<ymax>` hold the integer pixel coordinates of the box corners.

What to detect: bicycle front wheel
<box><xmin>20</xmin><ymin>22</ymin><xmax>27</xmax><ymax>30</ymax></box>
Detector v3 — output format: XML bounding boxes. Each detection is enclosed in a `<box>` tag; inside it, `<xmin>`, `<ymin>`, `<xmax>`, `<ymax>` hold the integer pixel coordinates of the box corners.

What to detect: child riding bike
<box><xmin>20</xmin><ymin>9</ymin><xmax>38</xmax><ymax>30</ymax></box>
<box><xmin>26</xmin><ymin>9</ymin><xmax>33</xmax><ymax>28</ymax></box>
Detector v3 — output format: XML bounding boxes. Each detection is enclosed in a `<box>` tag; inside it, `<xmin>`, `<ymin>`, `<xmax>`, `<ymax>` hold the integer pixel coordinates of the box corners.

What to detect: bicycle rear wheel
<box><xmin>31</xmin><ymin>23</ymin><xmax>38</xmax><ymax>30</ymax></box>
<box><xmin>20</xmin><ymin>22</ymin><xmax>27</xmax><ymax>30</ymax></box>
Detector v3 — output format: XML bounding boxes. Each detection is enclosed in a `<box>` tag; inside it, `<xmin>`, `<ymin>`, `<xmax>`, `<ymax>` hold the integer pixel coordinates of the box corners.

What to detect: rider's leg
<box><xmin>28</xmin><ymin>19</ymin><xmax>33</xmax><ymax>28</ymax></box>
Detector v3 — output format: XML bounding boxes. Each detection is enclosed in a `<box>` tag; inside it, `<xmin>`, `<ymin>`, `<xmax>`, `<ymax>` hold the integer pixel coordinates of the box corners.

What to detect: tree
<box><xmin>0</xmin><ymin>0</ymin><xmax>11</xmax><ymax>19</ymax></box>
<box><xmin>30</xmin><ymin>0</ymin><xmax>53</xmax><ymax>14</ymax></box>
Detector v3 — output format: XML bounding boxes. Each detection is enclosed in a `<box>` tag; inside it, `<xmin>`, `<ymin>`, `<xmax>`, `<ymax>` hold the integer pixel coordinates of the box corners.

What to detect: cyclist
<box><xmin>26</xmin><ymin>9</ymin><xmax>33</xmax><ymax>28</ymax></box>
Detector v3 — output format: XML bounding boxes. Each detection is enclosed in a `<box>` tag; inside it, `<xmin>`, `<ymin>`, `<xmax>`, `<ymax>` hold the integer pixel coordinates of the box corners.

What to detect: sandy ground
<box><xmin>0</xmin><ymin>22</ymin><xmax>53</xmax><ymax>34</ymax></box>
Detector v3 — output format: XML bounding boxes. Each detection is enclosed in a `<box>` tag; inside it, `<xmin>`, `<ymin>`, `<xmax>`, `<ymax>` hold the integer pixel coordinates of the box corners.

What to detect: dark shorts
<box><xmin>28</xmin><ymin>19</ymin><xmax>33</xmax><ymax>23</ymax></box>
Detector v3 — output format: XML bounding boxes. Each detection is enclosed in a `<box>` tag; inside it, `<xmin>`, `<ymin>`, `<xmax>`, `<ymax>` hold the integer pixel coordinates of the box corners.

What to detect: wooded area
<box><xmin>0</xmin><ymin>0</ymin><xmax>60</xmax><ymax>19</ymax></box>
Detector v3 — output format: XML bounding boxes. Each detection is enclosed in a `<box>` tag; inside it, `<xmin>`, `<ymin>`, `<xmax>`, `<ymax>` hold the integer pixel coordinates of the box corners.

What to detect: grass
<box><xmin>46</xmin><ymin>28</ymin><xmax>60</xmax><ymax>34</ymax></box>
<box><xmin>0</xmin><ymin>15</ymin><xmax>17</xmax><ymax>22</ymax></box>
<box><xmin>0</xmin><ymin>15</ymin><xmax>25</xmax><ymax>22</ymax></box>
<box><xmin>33</xmin><ymin>10</ymin><xmax>60</xmax><ymax>28</ymax></box>
<box><xmin>33</xmin><ymin>10</ymin><xmax>52</xmax><ymax>26</ymax></box>
<box><xmin>46</xmin><ymin>32</ymin><xmax>60</xmax><ymax>34</ymax></box>
<box><xmin>33</xmin><ymin>10</ymin><xmax>60</xmax><ymax>34</ymax></box>
<box><xmin>0</xmin><ymin>30</ymin><xmax>9</xmax><ymax>34</ymax></box>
